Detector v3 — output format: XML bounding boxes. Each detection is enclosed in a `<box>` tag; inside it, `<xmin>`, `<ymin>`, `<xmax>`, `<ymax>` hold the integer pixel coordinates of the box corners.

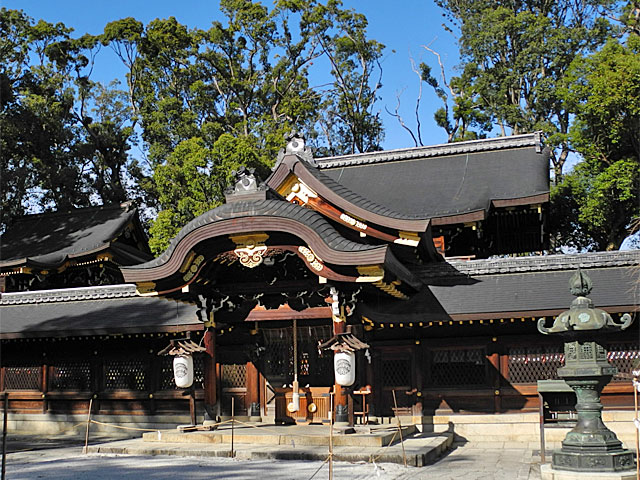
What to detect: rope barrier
<box><xmin>368</xmin><ymin>428</ymin><xmax>399</xmax><ymax>464</ymax></box>
<box><xmin>307</xmin><ymin>454</ymin><xmax>331</xmax><ymax>480</ymax></box>
<box><xmin>234</xmin><ymin>416</ymin><xmax>407</xmax><ymax>468</ymax></box>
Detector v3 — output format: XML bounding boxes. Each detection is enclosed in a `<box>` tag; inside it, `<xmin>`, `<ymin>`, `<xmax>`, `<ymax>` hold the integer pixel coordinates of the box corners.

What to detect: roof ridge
<box><xmin>6</xmin><ymin>202</ymin><xmax>133</xmax><ymax>225</ymax></box>
<box><xmin>316</xmin><ymin>133</ymin><xmax>543</xmax><ymax>169</ymax></box>
<box><xmin>417</xmin><ymin>250</ymin><xmax>640</xmax><ymax>277</ymax></box>
<box><xmin>0</xmin><ymin>284</ymin><xmax>139</xmax><ymax>305</ymax></box>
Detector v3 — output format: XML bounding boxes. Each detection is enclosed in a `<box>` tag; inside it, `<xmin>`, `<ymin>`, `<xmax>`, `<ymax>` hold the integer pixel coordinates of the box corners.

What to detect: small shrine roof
<box><xmin>0</xmin><ymin>202</ymin><xmax>151</xmax><ymax>270</ymax></box>
<box><xmin>157</xmin><ymin>339</ymin><xmax>206</xmax><ymax>356</ymax></box>
<box><xmin>319</xmin><ymin>332</ymin><xmax>370</xmax><ymax>352</ymax></box>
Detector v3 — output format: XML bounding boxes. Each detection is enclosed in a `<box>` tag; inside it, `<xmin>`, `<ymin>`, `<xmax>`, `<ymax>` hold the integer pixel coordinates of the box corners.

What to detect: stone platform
<box><xmin>87</xmin><ymin>422</ymin><xmax>454</xmax><ymax>467</ymax></box>
<box><xmin>540</xmin><ymin>464</ymin><xmax>637</xmax><ymax>480</ymax></box>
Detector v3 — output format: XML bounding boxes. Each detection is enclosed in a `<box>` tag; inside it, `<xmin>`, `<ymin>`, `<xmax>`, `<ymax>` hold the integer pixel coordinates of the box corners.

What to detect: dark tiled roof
<box><xmin>0</xmin><ymin>203</ymin><xmax>142</xmax><ymax>269</ymax></box>
<box><xmin>416</xmin><ymin>250</ymin><xmax>640</xmax><ymax>278</ymax></box>
<box><xmin>318</xmin><ymin>142</ymin><xmax>549</xmax><ymax>220</ymax></box>
<box><xmin>429</xmin><ymin>266</ymin><xmax>639</xmax><ymax>316</ymax></box>
<box><xmin>316</xmin><ymin>133</ymin><xmax>543</xmax><ymax>168</ymax></box>
<box><xmin>299</xmin><ymin>160</ymin><xmax>429</xmax><ymax>221</ymax></box>
<box><xmin>361</xmin><ymin>264</ymin><xmax>639</xmax><ymax>322</ymax></box>
<box><xmin>130</xmin><ymin>199</ymin><xmax>382</xmax><ymax>271</ymax></box>
<box><xmin>0</xmin><ymin>288</ymin><xmax>199</xmax><ymax>339</ymax></box>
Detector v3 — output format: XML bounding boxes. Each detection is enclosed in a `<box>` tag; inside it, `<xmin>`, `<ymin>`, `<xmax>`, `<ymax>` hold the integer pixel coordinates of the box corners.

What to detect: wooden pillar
<box><xmin>203</xmin><ymin>329</ymin><xmax>217</xmax><ymax>418</ymax></box>
<box><xmin>488</xmin><ymin>351</ymin><xmax>501</xmax><ymax>413</ymax></box>
<box><xmin>41</xmin><ymin>362</ymin><xmax>48</xmax><ymax>414</ymax></box>
<box><xmin>246</xmin><ymin>361</ymin><xmax>261</xmax><ymax>421</ymax></box>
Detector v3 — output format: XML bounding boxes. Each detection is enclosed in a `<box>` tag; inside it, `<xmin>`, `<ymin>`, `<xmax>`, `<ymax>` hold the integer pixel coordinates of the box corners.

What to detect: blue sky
<box><xmin>2</xmin><ymin>0</ymin><xmax>461</xmax><ymax>150</ymax></box>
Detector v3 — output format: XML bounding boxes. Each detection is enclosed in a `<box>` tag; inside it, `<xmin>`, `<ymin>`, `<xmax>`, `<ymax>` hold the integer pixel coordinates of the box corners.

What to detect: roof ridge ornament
<box><xmin>224</xmin><ymin>166</ymin><xmax>267</xmax><ymax>203</ymax></box>
<box><xmin>276</xmin><ymin>130</ymin><xmax>316</xmax><ymax>167</ymax></box>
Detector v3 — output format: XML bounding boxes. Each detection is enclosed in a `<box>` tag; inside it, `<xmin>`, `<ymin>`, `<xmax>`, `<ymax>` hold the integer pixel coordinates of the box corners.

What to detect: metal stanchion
<box><xmin>634</xmin><ymin>375</ymin><xmax>639</xmax><ymax>480</ymax></box>
<box><xmin>2</xmin><ymin>393</ymin><xmax>8</xmax><ymax>480</ymax></box>
<box><xmin>231</xmin><ymin>397</ymin><xmax>235</xmax><ymax>458</ymax></box>
<box><xmin>83</xmin><ymin>397</ymin><xmax>93</xmax><ymax>454</ymax></box>
<box><xmin>329</xmin><ymin>392</ymin><xmax>333</xmax><ymax>480</ymax></box>
<box><xmin>392</xmin><ymin>390</ymin><xmax>407</xmax><ymax>468</ymax></box>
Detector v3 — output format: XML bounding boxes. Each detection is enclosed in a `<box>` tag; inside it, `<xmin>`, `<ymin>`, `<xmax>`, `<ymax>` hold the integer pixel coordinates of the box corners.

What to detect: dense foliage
<box><xmin>1</xmin><ymin>1</ymin><xmax>384</xmax><ymax>253</ymax></box>
<box><xmin>2</xmin><ymin>1</ymin><xmax>640</xmax><ymax>253</ymax></box>
<box><xmin>551</xmin><ymin>34</ymin><xmax>640</xmax><ymax>250</ymax></box>
<box><xmin>425</xmin><ymin>0</ymin><xmax>640</xmax><ymax>250</ymax></box>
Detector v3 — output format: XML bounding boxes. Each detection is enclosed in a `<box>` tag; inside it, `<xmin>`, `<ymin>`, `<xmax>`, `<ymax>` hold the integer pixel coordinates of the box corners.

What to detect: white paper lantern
<box><xmin>173</xmin><ymin>355</ymin><xmax>194</xmax><ymax>388</ymax></box>
<box><xmin>334</xmin><ymin>351</ymin><xmax>355</xmax><ymax>386</ymax></box>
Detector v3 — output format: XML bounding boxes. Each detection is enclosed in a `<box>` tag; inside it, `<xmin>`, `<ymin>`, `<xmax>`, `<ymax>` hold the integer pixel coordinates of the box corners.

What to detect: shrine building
<box><xmin>1</xmin><ymin>132</ymin><xmax>638</xmax><ymax>437</ymax></box>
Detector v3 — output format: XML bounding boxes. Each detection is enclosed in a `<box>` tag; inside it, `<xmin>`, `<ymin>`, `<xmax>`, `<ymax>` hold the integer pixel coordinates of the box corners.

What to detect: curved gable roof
<box><xmin>121</xmin><ymin>199</ymin><xmax>389</xmax><ymax>284</ymax></box>
<box><xmin>268</xmin><ymin>154</ymin><xmax>431</xmax><ymax>232</ymax></box>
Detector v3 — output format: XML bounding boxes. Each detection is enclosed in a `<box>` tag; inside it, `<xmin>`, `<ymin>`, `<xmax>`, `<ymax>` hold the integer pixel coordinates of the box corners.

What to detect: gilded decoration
<box><xmin>230</xmin><ymin>233</ymin><xmax>270</xmax><ymax>269</ymax></box>
<box><xmin>395</xmin><ymin>231</ymin><xmax>420</xmax><ymax>247</ymax></box>
<box><xmin>297</xmin><ymin>246</ymin><xmax>324</xmax><ymax>272</ymax></box>
<box><xmin>182</xmin><ymin>254</ymin><xmax>205</xmax><ymax>282</ymax></box>
<box><xmin>356</xmin><ymin>265</ymin><xmax>385</xmax><ymax>282</ymax></box>
<box><xmin>339</xmin><ymin>213</ymin><xmax>367</xmax><ymax>231</ymax></box>
<box><xmin>283</xmin><ymin>179</ymin><xmax>318</xmax><ymax>206</ymax></box>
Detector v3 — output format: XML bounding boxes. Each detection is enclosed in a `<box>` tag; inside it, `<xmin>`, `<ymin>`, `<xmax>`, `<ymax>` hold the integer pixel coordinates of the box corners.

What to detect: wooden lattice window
<box><xmin>4</xmin><ymin>364</ymin><xmax>41</xmax><ymax>390</ymax></box>
<box><xmin>103</xmin><ymin>359</ymin><xmax>149</xmax><ymax>390</ymax></box>
<box><xmin>382</xmin><ymin>358</ymin><xmax>411</xmax><ymax>387</ymax></box>
<box><xmin>221</xmin><ymin>364</ymin><xmax>246</xmax><ymax>389</ymax></box>
<box><xmin>431</xmin><ymin>348</ymin><xmax>487</xmax><ymax>386</ymax></box>
<box><xmin>608</xmin><ymin>343</ymin><xmax>640</xmax><ymax>382</ymax></box>
<box><xmin>50</xmin><ymin>361</ymin><xmax>92</xmax><ymax>391</ymax></box>
<box><xmin>507</xmin><ymin>346</ymin><xmax>563</xmax><ymax>384</ymax></box>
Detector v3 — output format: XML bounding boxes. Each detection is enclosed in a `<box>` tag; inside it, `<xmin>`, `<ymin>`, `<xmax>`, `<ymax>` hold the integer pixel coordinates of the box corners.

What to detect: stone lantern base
<box><xmin>552</xmin><ymin>450</ymin><xmax>635</xmax><ymax>473</ymax></box>
<box><xmin>541</xmin><ymin>464</ymin><xmax>638</xmax><ymax>480</ymax></box>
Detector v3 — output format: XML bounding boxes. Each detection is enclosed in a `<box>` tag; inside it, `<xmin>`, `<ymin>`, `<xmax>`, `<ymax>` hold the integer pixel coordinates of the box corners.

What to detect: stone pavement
<box><xmin>4</xmin><ymin>433</ymin><xmax>544</xmax><ymax>479</ymax></box>
<box><xmin>399</xmin><ymin>442</ymin><xmax>542</xmax><ymax>480</ymax></box>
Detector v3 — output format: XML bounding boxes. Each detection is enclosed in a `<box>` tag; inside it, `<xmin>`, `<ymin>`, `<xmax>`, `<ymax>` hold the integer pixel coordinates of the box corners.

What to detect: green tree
<box><xmin>147</xmin><ymin>134</ymin><xmax>266</xmax><ymax>253</ymax></box>
<box><xmin>304</xmin><ymin>0</ymin><xmax>385</xmax><ymax>154</ymax></box>
<box><xmin>551</xmin><ymin>35</ymin><xmax>640</xmax><ymax>250</ymax></box>
<box><xmin>431</xmin><ymin>0</ymin><xmax>614</xmax><ymax>178</ymax></box>
<box><xmin>102</xmin><ymin>0</ymin><xmax>385</xmax><ymax>252</ymax></box>
<box><xmin>0</xmin><ymin>8</ymin><xmax>140</xmax><ymax>230</ymax></box>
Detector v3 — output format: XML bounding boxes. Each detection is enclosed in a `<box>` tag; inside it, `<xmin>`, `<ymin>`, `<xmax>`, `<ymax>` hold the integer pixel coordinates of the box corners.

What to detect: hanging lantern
<box><xmin>173</xmin><ymin>355</ymin><xmax>194</xmax><ymax>388</ymax></box>
<box><xmin>334</xmin><ymin>351</ymin><xmax>356</xmax><ymax>386</ymax></box>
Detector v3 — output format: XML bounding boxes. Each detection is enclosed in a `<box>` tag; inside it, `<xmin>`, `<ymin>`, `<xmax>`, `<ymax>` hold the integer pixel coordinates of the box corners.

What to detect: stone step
<box><xmin>142</xmin><ymin>423</ymin><xmax>416</xmax><ymax>448</ymax></box>
<box><xmin>90</xmin><ymin>430</ymin><xmax>454</xmax><ymax>467</ymax></box>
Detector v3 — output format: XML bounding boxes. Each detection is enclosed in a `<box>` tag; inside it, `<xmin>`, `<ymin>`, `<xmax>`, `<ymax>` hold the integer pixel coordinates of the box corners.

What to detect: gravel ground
<box><xmin>6</xmin><ymin>449</ymin><xmax>408</xmax><ymax>480</ymax></box>
<box><xmin>3</xmin><ymin>436</ymin><xmax>542</xmax><ymax>480</ymax></box>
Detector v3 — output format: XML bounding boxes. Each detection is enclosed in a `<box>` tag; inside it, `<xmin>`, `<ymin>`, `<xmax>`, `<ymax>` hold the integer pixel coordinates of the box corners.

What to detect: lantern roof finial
<box><xmin>569</xmin><ymin>268</ymin><xmax>592</xmax><ymax>297</ymax></box>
